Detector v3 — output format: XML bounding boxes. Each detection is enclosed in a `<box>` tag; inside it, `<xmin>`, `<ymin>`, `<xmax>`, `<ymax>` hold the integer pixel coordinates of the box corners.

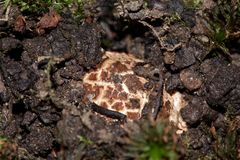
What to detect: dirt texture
<box><xmin>0</xmin><ymin>0</ymin><xmax>240</xmax><ymax>159</ymax></box>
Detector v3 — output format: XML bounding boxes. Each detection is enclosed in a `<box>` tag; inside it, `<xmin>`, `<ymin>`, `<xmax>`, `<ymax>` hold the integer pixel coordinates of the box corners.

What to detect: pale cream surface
<box><xmin>83</xmin><ymin>51</ymin><xmax>151</xmax><ymax>119</ymax></box>
<box><xmin>162</xmin><ymin>88</ymin><xmax>188</xmax><ymax>134</ymax></box>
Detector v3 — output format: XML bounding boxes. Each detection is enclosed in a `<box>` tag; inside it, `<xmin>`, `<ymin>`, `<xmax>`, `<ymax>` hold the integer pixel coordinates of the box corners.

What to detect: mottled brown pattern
<box><xmin>100</xmin><ymin>102</ymin><xmax>108</xmax><ymax>108</ymax></box>
<box><xmin>88</xmin><ymin>72</ymin><xmax>97</xmax><ymax>81</ymax></box>
<box><xmin>127</xmin><ymin>112</ymin><xmax>140</xmax><ymax>120</ymax></box>
<box><xmin>107</xmin><ymin>86</ymin><xmax>114</xmax><ymax>93</ymax></box>
<box><xmin>104</xmin><ymin>89</ymin><xmax>112</xmax><ymax>99</ymax></box>
<box><xmin>92</xmin><ymin>86</ymin><xmax>103</xmax><ymax>100</ymax></box>
<box><xmin>83</xmin><ymin>85</ymin><xmax>103</xmax><ymax>102</ymax></box>
<box><xmin>118</xmin><ymin>92</ymin><xmax>128</xmax><ymax>100</ymax></box>
<box><xmin>111</xmin><ymin>74</ymin><xmax>122</xmax><ymax>83</ymax></box>
<box><xmin>100</xmin><ymin>71</ymin><xmax>110</xmax><ymax>81</ymax></box>
<box><xmin>129</xmin><ymin>98</ymin><xmax>140</xmax><ymax>109</ymax></box>
<box><xmin>115</xmin><ymin>84</ymin><xmax>123</xmax><ymax>92</ymax></box>
<box><xmin>112</xmin><ymin>90</ymin><xmax>118</xmax><ymax>99</ymax></box>
<box><xmin>112</xmin><ymin>102</ymin><xmax>124</xmax><ymax>111</ymax></box>
<box><xmin>110</xmin><ymin>61</ymin><xmax>128</xmax><ymax>73</ymax></box>
<box><xmin>125</xmin><ymin>103</ymin><xmax>132</xmax><ymax>109</ymax></box>
<box><xmin>124</xmin><ymin>75</ymin><xmax>143</xmax><ymax>93</ymax></box>
<box><xmin>83</xmin><ymin>51</ymin><xmax>151</xmax><ymax>120</ymax></box>
<box><xmin>83</xmin><ymin>83</ymin><xmax>92</xmax><ymax>92</ymax></box>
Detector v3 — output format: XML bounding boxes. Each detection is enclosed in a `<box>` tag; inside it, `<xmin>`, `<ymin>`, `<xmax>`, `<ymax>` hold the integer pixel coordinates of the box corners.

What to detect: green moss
<box><xmin>4</xmin><ymin>0</ymin><xmax>85</xmax><ymax>19</ymax></box>
<box><xmin>202</xmin><ymin>0</ymin><xmax>240</xmax><ymax>59</ymax></box>
<box><xmin>214</xmin><ymin>119</ymin><xmax>238</xmax><ymax>160</ymax></box>
<box><xmin>164</xmin><ymin>12</ymin><xmax>182</xmax><ymax>25</ymax></box>
<box><xmin>183</xmin><ymin>0</ymin><xmax>202</xmax><ymax>9</ymax></box>
<box><xmin>78</xmin><ymin>135</ymin><xmax>93</xmax><ymax>145</ymax></box>
<box><xmin>12</xmin><ymin>0</ymin><xmax>52</xmax><ymax>14</ymax></box>
<box><xmin>0</xmin><ymin>136</ymin><xmax>8</xmax><ymax>150</ymax></box>
<box><xmin>126</xmin><ymin>120</ymin><xmax>179</xmax><ymax>160</ymax></box>
<box><xmin>3</xmin><ymin>0</ymin><xmax>11</xmax><ymax>11</ymax></box>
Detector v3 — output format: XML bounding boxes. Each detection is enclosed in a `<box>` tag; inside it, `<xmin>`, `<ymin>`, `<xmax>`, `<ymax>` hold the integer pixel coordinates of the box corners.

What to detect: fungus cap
<box><xmin>83</xmin><ymin>51</ymin><xmax>152</xmax><ymax>120</ymax></box>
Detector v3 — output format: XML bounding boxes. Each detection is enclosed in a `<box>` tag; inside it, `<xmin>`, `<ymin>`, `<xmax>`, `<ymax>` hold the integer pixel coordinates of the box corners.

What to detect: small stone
<box><xmin>198</xmin><ymin>35</ymin><xmax>209</xmax><ymax>43</ymax></box>
<box><xmin>181</xmin><ymin>97</ymin><xmax>218</xmax><ymax>126</ymax></box>
<box><xmin>192</xmin><ymin>141</ymin><xmax>203</xmax><ymax>149</ymax></box>
<box><xmin>144</xmin><ymin>81</ymin><xmax>154</xmax><ymax>90</ymax></box>
<box><xmin>181</xmin><ymin>103</ymin><xmax>203</xmax><ymax>126</ymax></box>
<box><xmin>1</xmin><ymin>37</ymin><xmax>22</xmax><ymax>52</ymax></box>
<box><xmin>23</xmin><ymin>123</ymin><xmax>53</xmax><ymax>156</ymax></box>
<box><xmin>39</xmin><ymin>112</ymin><xmax>61</xmax><ymax>125</ymax></box>
<box><xmin>171</xmin><ymin>48</ymin><xmax>196</xmax><ymax>70</ymax></box>
<box><xmin>125</xmin><ymin>0</ymin><xmax>143</xmax><ymax>12</ymax></box>
<box><xmin>213</xmin><ymin>114</ymin><xmax>226</xmax><ymax>130</ymax></box>
<box><xmin>21</xmin><ymin>111</ymin><xmax>37</xmax><ymax>127</ymax></box>
<box><xmin>231</xmin><ymin>53</ymin><xmax>240</xmax><ymax>67</ymax></box>
<box><xmin>163</xmin><ymin>51</ymin><xmax>175</xmax><ymax>64</ymax></box>
<box><xmin>180</xmin><ymin>68</ymin><xmax>203</xmax><ymax>91</ymax></box>
<box><xmin>165</xmin><ymin>74</ymin><xmax>183</xmax><ymax>92</ymax></box>
<box><xmin>189</xmin><ymin>38</ymin><xmax>209</xmax><ymax>61</ymax></box>
<box><xmin>0</xmin><ymin>77</ymin><xmax>9</xmax><ymax>103</ymax></box>
<box><xmin>201</xmin><ymin>58</ymin><xmax>240</xmax><ymax>109</ymax></box>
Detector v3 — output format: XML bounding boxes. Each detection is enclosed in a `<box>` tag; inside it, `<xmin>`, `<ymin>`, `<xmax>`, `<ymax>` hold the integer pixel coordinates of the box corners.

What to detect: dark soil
<box><xmin>0</xmin><ymin>0</ymin><xmax>240</xmax><ymax>159</ymax></box>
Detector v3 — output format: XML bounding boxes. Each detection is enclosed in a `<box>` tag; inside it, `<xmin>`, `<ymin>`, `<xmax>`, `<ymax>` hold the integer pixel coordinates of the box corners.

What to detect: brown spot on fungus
<box><xmin>88</xmin><ymin>72</ymin><xmax>98</xmax><ymax>81</ymax></box>
<box><xmin>104</xmin><ymin>89</ymin><xmax>112</xmax><ymax>99</ymax></box>
<box><xmin>111</xmin><ymin>74</ymin><xmax>122</xmax><ymax>83</ymax></box>
<box><xmin>112</xmin><ymin>102</ymin><xmax>124</xmax><ymax>111</ymax></box>
<box><xmin>110</xmin><ymin>61</ymin><xmax>129</xmax><ymax>73</ymax></box>
<box><xmin>110</xmin><ymin>90</ymin><xmax>117</xmax><ymax>99</ymax></box>
<box><xmin>127</xmin><ymin>112</ymin><xmax>140</xmax><ymax>120</ymax></box>
<box><xmin>118</xmin><ymin>92</ymin><xmax>128</xmax><ymax>100</ymax></box>
<box><xmin>91</xmin><ymin>86</ymin><xmax>103</xmax><ymax>100</ymax></box>
<box><xmin>100</xmin><ymin>71</ymin><xmax>109</xmax><ymax>81</ymax></box>
<box><xmin>100</xmin><ymin>102</ymin><xmax>108</xmax><ymax>108</ymax></box>
<box><xmin>129</xmin><ymin>98</ymin><xmax>140</xmax><ymax>109</ymax></box>
<box><xmin>115</xmin><ymin>84</ymin><xmax>123</xmax><ymax>92</ymax></box>
<box><xmin>124</xmin><ymin>75</ymin><xmax>143</xmax><ymax>93</ymax></box>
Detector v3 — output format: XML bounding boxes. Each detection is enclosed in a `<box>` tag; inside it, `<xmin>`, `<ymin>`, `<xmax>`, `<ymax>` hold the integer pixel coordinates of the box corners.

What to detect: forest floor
<box><xmin>0</xmin><ymin>0</ymin><xmax>240</xmax><ymax>159</ymax></box>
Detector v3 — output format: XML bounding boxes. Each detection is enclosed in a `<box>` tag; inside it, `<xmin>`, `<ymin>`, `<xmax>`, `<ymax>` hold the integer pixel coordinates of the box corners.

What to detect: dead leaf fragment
<box><xmin>36</xmin><ymin>10</ymin><xmax>61</xmax><ymax>34</ymax></box>
<box><xmin>14</xmin><ymin>15</ymin><xmax>26</xmax><ymax>33</ymax></box>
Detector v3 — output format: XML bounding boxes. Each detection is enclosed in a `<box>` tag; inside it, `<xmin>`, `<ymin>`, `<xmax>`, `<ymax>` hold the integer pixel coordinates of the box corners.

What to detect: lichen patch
<box><xmin>83</xmin><ymin>51</ymin><xmax>151</xmax><ymax>120</ymax></box>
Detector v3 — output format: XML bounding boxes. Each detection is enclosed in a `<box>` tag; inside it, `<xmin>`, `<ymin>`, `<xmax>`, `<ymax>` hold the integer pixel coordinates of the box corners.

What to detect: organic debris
<box><xmin>36</xmin><ymin>10</ymin><xmax>61</xmax><ymax>35</ymax></box>
<box><xmin>14</xmin><ymin>15</ymin><xmax>26</xmax><ymax>33</ymax></box>
<box><xmin>162</xmin><ymin>89</ymin><xmax>188</xmax><ymax>134</ymax></box>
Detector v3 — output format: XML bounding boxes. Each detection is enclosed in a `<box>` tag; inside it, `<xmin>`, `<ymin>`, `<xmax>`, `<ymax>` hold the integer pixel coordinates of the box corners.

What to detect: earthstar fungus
<box><xmin>83</xmin><ymin>51</ymin><xmax>188</xmax><ymax>133</ymax></box>
<box><xmin>83</xmin><ymin>51</ymin><xmax>152</xmax><ymax>120</ymax></box>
